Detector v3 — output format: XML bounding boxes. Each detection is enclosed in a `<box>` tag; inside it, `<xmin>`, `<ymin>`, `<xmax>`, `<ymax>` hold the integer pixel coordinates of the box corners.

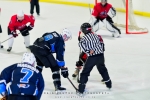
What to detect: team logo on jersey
<box><xmin>100</xmin><ymin>10</ymin><xmax>107</xmax><ymax>16</ymax></box>
<box><xmin>17</xmin><ymin>84</ymin><xmax>30</xmax><ymax>88</ymax></box>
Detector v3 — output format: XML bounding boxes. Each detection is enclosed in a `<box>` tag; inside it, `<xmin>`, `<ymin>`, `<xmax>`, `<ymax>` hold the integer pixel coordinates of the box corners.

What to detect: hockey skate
<box><xmin>7</xmin><ymin>47</ymin><xmax>12</xmax><ymax>52</ymax></box>
<box><xmin>37</xmin><ymin>13</ymin><xmax>40</xmax><ymax>16</ymax></box>
<box><xmin>54</xmin><ymin>82</ymin><xmax>66</xmax><ymax>93</ymax></box>
<box><xmin>112</xmin><ymin>33</ymin><xmax>115</xmax><ymax>37</ymax></box>
<box><xmin>76</xmin><ymin>90</ymin><xmax>85</xmax><ymax>97</ymax></box>
<box><xmin>105</xmin><ymin>80</ymin><xmax>112</xmax><ymax>89</ymax></box>
<box><xmin>55</xmin><ymin>86</ymin><xmax>66</xmax><ymax>91</ymax></box>
<box><xmin>72</xmin><ymin>68</ymin><xmax>80</xmax><ymax>78</ymax></box>
<box><xmin>101</xmin><ymin>79</ymin><xmax>105</xmax><ymax>84</ymax></box>
<box><xmin>76</xmin><ymin>83</ymin><xmax>87</xmax><ymax>97</ymax></box>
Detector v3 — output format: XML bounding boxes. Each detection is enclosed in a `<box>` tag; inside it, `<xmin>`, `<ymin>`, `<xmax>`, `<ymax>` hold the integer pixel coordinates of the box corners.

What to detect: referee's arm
<box><xmin>79</xmin><ymin>39</ymin><xmax>91</xmax><ymax>54</ymax></box>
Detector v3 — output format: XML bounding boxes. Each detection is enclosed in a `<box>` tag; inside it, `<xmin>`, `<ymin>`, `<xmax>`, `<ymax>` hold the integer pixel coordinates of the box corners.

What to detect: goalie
<box><xmin>90</xmin><ymin>0</ymin><xmax>121</xmax><ymax>37</ymax></box>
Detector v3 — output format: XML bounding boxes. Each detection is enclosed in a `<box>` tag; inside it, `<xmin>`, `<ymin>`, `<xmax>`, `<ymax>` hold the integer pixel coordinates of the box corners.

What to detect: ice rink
<box><xmin>0</xmin><ymin>1</ymin><xmax>150</xmax><ymax>100</ymax></box>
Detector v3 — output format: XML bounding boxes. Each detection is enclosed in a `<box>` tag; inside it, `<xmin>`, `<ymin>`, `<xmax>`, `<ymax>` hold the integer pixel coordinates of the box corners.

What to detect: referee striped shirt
<box><xmin>79</xmin><ymin>33</ymin><xmax>103</xmax><ymax>56</ymax></box>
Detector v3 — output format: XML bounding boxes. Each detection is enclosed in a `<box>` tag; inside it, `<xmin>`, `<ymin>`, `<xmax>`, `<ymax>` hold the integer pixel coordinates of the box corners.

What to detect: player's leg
<box><xmin>96</xmin><ymin>54</ymin><xmax>112</xmax><ymax>89</ymax></box>
<box><xmin>23</xmin><ymin>35</ymin><xmax>30</xmax><ymax>48</ymax></box>
<box><xmin>29</xmin><ymin>45</ymin><xmax>44</xmax><ymax>72</ymax></box>
<box><xmin>0</xmin><ymin>24</ymin><xmax>3</xmax><ymax>48</ymax></box>
<box><xmin>30</xmin><ymin>0</ymin><xmax>35</xmax><ymax>15</ymax></box>
<box><xmin>35</xmin><ymin>0</ymin><xmax>40</xmax><ymax>16</ymax></box>
<box><xmin>7</xmin><ymin>27</ymin><xmax>14</xmax><ymax>52</ymax></box>
<box><xmin>46</xmin><ymin>54</ymin><xmax>66</xmax><ymax>91</ymax></box>
<box><xmin>0</xmin><ymin>24</ymin><xmax>2</xmax><ymax>33</ymax></box>
<box><xmin>103</xmin><ymin>17</ymin><xmax>121</xmax><ymax>37</ymax></box>
<box><xmin>35</xmin><ymin>56</ymin><xmax>44</xmax><ymax>72</ymax></box>
<box><xmin>78</xmin><ymin>56</ymin><xmax>98</xmax><ymax>94</ymax></box>
<box><xmin>72</xmin><ymin>52</ymin><xmax>86</xmax><ymax>77</ymax></box>
<box><xmin>20</xmin><ymin>28</ymin><xmax>30</xmax><ymax>48</ymax></box>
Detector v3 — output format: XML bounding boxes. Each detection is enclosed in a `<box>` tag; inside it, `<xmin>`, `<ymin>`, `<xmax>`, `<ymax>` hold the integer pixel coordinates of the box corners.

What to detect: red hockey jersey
<box><xmin>8</xmin><ymin>14</ymin><xmax>35</xmax><ymax>32</ymax></box>
<box><xmin>92</xmin><ymin>3</ymin><xmax>112</xmax><ymax>20</ymax></box>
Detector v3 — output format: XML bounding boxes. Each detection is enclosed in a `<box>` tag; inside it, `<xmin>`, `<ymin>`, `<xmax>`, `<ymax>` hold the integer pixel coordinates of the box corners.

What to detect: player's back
<box><xmin>42</xmin><ymin>31</ymin><xmax>61</xmax><ymax>44</ymax></box>
<box><xmin>8</xmin><ymin>63</ymin><xmax>40</xmax><ymax>96</ymax></box>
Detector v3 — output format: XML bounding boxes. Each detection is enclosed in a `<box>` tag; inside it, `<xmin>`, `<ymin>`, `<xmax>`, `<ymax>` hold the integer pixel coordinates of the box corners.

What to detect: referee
<box><xmin>77</xmin><ymin>23</ymin><xmax>112</xmax><ymax>94</ymax></box>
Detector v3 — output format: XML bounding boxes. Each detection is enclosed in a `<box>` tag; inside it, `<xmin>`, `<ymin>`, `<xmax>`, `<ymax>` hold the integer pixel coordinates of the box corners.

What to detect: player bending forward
<box><xmin>76</xmin><ymin>23</ymin><xmax>112</xmax><ymax>95</ymax></box>
<box><xmin>29</xmin><ymin>28</ymin><xmax>71</xmax><ymax>91</ymax></box>
<box><xmin>90</xmin><ymin>0</ymin><xmax>121</xmax><ymax>37</ymax></box>
<box><xmin>0</xmin><ymin>53</ymin><xmax>44</xmax><ymax>100</ymax></box>
<box><xmin>7</xmin><ymin>10</ymin><xmax>35</xmax><ymax>52</ymax></box>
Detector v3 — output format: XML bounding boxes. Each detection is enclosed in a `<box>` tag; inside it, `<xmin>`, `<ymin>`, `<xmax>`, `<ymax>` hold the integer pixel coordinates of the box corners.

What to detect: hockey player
<box><xmin>0</xmin><ymin>52</ymin><xmax>44</xmax><ymax>100</ymax></box>
<box><xmin>77</xmin><ymin>23</ymin><xmax>112</xmax><ymax>95</ymax></box>
<box><xmin>29</xmin><ymin>28</ymin><xmax>71</xmax><ymax>91</ymax></box>
<box><xmin>30</xmin><ymin>0</ymin><xmax>40</xmax><ymax>16</ymax></box>
<box><xmin>90</xmin><ymin>0</ymin><xmax>121</xmax><ymax>37</ymax></box>
<box><xmin>7</xmin><ymin>10</ymin><xmax>35</xmax><ymax>52</ymax></box>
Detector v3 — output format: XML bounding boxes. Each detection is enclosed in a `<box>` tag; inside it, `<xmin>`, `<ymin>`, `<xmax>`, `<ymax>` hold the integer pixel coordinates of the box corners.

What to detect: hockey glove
<box><xmin>61</xmin><ymin>67</ymin><xmax>69</xmax><ymax>78</ymax></box>
<box><xmin>20</xmin><ymin>27</ymin><xmax>29</xmax><ymax>36</ymax></box>
<box><xmin>26</xmin><ymin>22</ymin><xmax>33</xmax><ymax>31</ymax></box>
<box><xmin>11</xmin><ymin>31</ymin><xmax>18</xmax><ymax>38</ymax></box>
<box><xmin>76</xmin><ymin>61</ymin><xmax>83</xmax><ymax>67</ymax></box>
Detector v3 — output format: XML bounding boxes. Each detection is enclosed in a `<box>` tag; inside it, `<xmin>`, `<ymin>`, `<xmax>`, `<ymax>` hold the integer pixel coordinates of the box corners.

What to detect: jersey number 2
<box><xmin>20</xmin><ymin>68</ymin><xmax>33</xmax><ymax>83</ymax></box>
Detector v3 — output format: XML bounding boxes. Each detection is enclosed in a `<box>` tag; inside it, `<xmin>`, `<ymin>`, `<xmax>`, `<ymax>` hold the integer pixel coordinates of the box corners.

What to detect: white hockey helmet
<box><xmin>22</xmin><ymin>52</ymin><xmax>36</xmax><ymax>67</ymax></box>
<box><xmin>17</xmin><ymin>10</ymin><xmax>24</xmax><ymax>21</ymax></box>
<box><xmin>101</xmin><ymin>0</ymin><xmax>107</xmax><ymax>2</ymax></box>
<box><xmin>61</xmin><ymin>28</ymin><xmax>72</xmax><ymax>41</ymax></box>
<box><xmin>101</xmin><ymin>0</ymin><xmax>107</xmax><ymax>6</ymax></box>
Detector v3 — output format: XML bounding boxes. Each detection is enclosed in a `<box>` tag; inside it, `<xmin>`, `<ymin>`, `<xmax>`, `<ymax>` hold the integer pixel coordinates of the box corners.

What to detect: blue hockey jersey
<box><xmin>0</xmin><ymin>63</ymin><xmax>44</xmax><ymax>100</ymax></box>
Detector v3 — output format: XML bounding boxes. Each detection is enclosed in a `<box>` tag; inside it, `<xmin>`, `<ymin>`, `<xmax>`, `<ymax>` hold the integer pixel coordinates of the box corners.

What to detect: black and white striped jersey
<box><xmin>79</xmin><ymin>33</ymin><xmax>104</xmax><ymax>56</ymax></box>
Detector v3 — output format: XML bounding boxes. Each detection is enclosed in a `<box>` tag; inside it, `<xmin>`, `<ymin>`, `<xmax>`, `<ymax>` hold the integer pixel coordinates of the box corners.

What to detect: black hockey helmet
<box><xmin>80</xmin><ymin>23</ymin><xmax>92</xmax><ymax>34</ymax></box>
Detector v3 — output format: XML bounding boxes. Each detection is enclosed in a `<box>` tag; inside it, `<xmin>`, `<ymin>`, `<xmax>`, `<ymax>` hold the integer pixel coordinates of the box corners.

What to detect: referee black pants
<box><xmin>30</xmin><ymin>0</ymin><xmax>40</xmax><ymax>15</ymax></box>
<box><xmin>78</xmin><ymin>54</ymin><xmax>110</xmax><ymax>93</ymax></box>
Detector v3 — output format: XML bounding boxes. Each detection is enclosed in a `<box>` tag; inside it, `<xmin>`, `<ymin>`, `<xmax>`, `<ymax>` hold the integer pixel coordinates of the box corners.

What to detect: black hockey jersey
<box><xmin>33</xmin><ymin>31</ymin><xmax>65</xmax><ymax>67</ymax></box>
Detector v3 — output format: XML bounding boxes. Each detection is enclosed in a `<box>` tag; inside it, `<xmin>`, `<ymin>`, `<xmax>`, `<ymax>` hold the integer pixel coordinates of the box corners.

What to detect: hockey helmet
<box><xmin>22</xmin><ymin>52</ymin><xmax>36</xmax><ymax>67</ymax></box>
<box><xmin>101</xmin><ymin>0</ymin><xmax>107</xmax><ymax>6</ymax></box>
<box><xmin>80</xmin><ymin>23</ymin><xmax>92</xmax><ymax>34</ymax></box>
<box><xmin>101</xmin><ymin>0</ymin><xmax>107</xmax><ymax>2</ymax></box>
<box><xmin>17</xmin><ymin>10</ymin><xmax>24</xmax><ymax>21</ymax></box>
<box><xmin>61</xmin><ymin>28</ymin><xmax>72</xmax><ymax>41</ymax></box>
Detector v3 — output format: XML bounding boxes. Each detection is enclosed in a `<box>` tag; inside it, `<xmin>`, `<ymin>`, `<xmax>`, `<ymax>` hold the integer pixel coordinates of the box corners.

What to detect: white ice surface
<box><xmin>0</xmin><ymin>1</ymin><xmax>150</xmax><ymax>100</ymax></box>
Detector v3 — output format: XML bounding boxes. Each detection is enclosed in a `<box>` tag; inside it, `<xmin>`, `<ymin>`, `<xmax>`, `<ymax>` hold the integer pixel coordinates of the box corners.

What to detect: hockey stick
<box><xmin>88</xmin><ymin>3</ymin><xmax>100</xmax><ymax>33</ymax></box>
<box><xmin>0</xmin><ymin>29</ymin><xmax>28</xmax><ymax>48</ymax></box>
<box><xmin>88</xmin><ymin>3</ymin><xmax>92</xmax><ymax>22</ymax></box>
<box><xmin>77</xmin><ymin>68</ymin><xmax>80</xmax><ymax>83</ymax></box>
<box><xmin>76</xmin><ymin>47</ymin><xmax>82</xmax><ymax>83</ymax></box>
<box><xmin>67</xmin><ymin>77</ymin><xmax>78</xmax><ymax>91</ymax></box>
<box><xmin>0</xmin><ymin>33</ymin><xmax>20</xmax><ymax>48</ymax></box>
